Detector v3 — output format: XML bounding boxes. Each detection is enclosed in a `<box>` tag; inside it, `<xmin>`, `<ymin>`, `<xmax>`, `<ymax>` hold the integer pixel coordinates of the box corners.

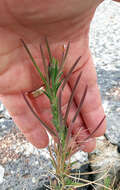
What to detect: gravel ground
<box><xmin>0</xmin><ymin>0</ymin><xmax>120</xmax><ymax>189</ymax></box>
<box><xmin>90</xmin><ymin>0</ymin><xmax>120</xmax><ymax>144</ymax></box>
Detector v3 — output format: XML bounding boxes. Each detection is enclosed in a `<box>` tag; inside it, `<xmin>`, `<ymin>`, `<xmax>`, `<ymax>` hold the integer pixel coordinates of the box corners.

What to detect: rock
<box><xmin>117</xmin><ymin>142</ymin><xmax>120</xmax><ymax>153</ymax></box>
<box><xmin>0</xmin><ymin>165</ymin><xmax>5</xmax><ymax>184</ymax></box>
<box><xmin>32</xmin><ymin>177</ymin><xmax>36</xmax><ymax>184</ymax></box>
<box><xmin>90</xmin><ymin>0</ymin><xmax>120</xmax><ymax>146</ymax></box>
<box><xmin>89</xmin><ymin>136</ymin><xmax>120</xmax><ymax>189</ymax></box>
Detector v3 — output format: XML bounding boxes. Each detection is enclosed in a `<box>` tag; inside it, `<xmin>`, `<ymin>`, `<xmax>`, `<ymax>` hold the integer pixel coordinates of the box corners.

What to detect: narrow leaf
<box><xmin>64</xmin><ymin>72</ymin><xmax>82</xmax><ymax>124</ymax></box>
<box><xmin>57</xmin><ymin>71</ymin><xmax>63</xmax><ymax>82</ymax></box>
<box><xmin>65</xmin><ymin>85</ymin><xmax>87</xmax><ymax>146</ymax></box>
<box><xmin>70</xmin><ymin>160</ymin><xmax>79</xmax><ymax>167</ymax></box>
<box><xmin>45</xmin><ymin>37</ymin><xmax>52</xmax><ymax>64</ymax></box>
<box><xmin>42</xmin><ymin>90</ymin><xmax>51</xmax><ymax>101</ymax></box>
<box><xmin>21</xmin><ymin>39</ymin><xmax>46</xmax><ymax>84</ymax></box>
<box><xmin>58</xmin><ymin>89</ymin><xmax>63</xmax><ymax>128</ymax></box>
<box><xmin>40</xmin><ymin>44</ymin><xmax>49</xmax><ymax>83</ymax></box>
<box><xmin>83</xmin><ymin>115</ymin><xmax>106</xmax><ymax>142</ymax></box>
<box><xmin>72</xmin><ymin>85</ymin><xmax>88</xmax><ymax>123</ymax></box>
<box><xmin>55</xmin><ymin>80</ymin><xmax>63</xmax><ymax>95</ymax></box>
<box><xmin>48</xmin><ymin>62</ymin><xmax>51</xmax><ymax>84</ymax></box>
<box><xmin>23</xmin><ymin>93</ymin><xmax>58</xmax><ymax>138</ymax></box>
<box><xmin>48</xmin><ymin>146</ymin><xmax>57</xmax><ymax>169</ymax></box>
<box><xmin>54</xmin><ymin>60</ymin><xmax>59</xmax><ymax>81</ymax></box>
<box><xmin>61</xmin><ymin>56</ymin><xmax>81</xmax><ymax>90</ymax></box>
<box><xmin>72</xmin><ymin>115</ymin><xmax>106</xmax><ymax>155</ymax></box>
<box><xmin>58</xmin><ymin>41</ymin><xmax>70</xmax><ymax>73</ymax></box>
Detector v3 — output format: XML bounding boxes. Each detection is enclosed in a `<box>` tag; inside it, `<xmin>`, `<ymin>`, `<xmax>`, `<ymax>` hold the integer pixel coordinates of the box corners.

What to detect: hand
<box><xmin>0</xmin><ymin>0</ymin><xmax>107</xmax><ymax>152</ymax></box>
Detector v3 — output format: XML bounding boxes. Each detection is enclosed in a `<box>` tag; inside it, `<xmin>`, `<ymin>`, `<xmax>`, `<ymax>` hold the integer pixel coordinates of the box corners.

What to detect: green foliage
<box><xmin>103</xmin><ymin>176</ymin><xmax>120</xmax><ymax>190</ymax></box>
<box><xmin>22</xmin><ymin>38</ymin><xmax>106</xmax><ymax>190</ymax></box>
<box><xmin>103</xmin><ymin>176</ymin><xmax>111</xmax><ymax>189</ymax></box>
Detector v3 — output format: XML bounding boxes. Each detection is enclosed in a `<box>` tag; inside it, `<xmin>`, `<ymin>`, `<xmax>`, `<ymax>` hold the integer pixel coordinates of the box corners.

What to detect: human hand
<box><xmin>0</xmin><ymin>0</ymin><xmax>107</xmax><ymax>152</ymax></box>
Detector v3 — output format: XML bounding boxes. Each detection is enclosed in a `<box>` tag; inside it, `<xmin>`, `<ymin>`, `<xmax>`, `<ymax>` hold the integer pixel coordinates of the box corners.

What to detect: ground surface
<box><xmin>0</xmin><ymin>0</ymin><xmax>120</xmax><ymax>189</ymax></box>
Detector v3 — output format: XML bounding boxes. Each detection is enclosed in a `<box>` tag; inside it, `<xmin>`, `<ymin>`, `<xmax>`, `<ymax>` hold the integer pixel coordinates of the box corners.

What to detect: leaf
<box><xmin>54</xmin><ymin>72</ymin><xmax>63</xmax><ymax>94</ymax></box>
<box><xmin>64</xmin><ymin>177</ymin><xmax>73</xmax><ymax>185</ymax></box>
<box><xmin>51</xmin><ymin>58</ymin><xmax>58</xmax><ymax>88</ymax></box>
<box><xmin>72</xmin><ymin>115</ymin><xmax>106</xmax><ymax>155</ymax></box>
<box><xmin>65</xmin><ymin>85</ymin><xmax>87</xmax><ymax>147</ymax></box>
<box><xmin>40</xmin><ymin>44</ymin><xmax>49</xmax><ymax>83</ymax></box>
<box><xmin>72</xmin><ymin>85</ymin><xmax>88</xmax><ymax>123</ymax></box>
<box><xmin>67</xmin><ymin>182</ymin><xmax>83</xmax><ymax>187</ymax></box>
<box><xmin>84</xmin><ymin>115</ymin><xmax>106</xmax><ymax>142</ymax></box>
<box><xmin>42</xmin><ymin>90</ymin><xmax>51</xmax><ymax>100</ymax></box>
<box><xmin>55</xmin><ymin>81</ymin><xmax>62</xmax><ymax>95</ymax></box>
<box><xmin>104</xmin><ymin>177</ymin><xmax>111</xmax><ymax>189</ymax></box>
<box><xmin>48</xmin><ymin>146</ymin><xmax>57</xmax><ymax>170</ymax></box>
<box><xmin>61</xmin><ymin>56</ymin><xmax>81</xmax><ymax>90</ymax></box>
<box><xmin>54</xmin><ymin>59</ymin><xmax>59</xmax><ymax>81</ymax></box>
<box><xmin>64</xmin><ymin>72</ymin><xmax>82</xmax><ymax>124</ymax></box>
<box><xmin>45</xmin><ymin>37</ymin><xmax>52</xmax><ymax>64</ymax></box>
<box><xmin>70</xmin><ymin>160</ymin><xmax>79</xmax><ymax>167</ymax></box>
<box><xmin>21</xmin><ymin>39</ymin><xmax>47</xmax><ymax>85</ymax></box>
<box><xmin>58</xmin><ymin>89</ymin><xmax>63</xmax><ymax>129</ymax></box>
<box><xmin>23</xmin><ymin>93</ymin><xmax>58</xmax><ymax>138</ymax></box>
<box><xmin>58</xmin><ymin>41</ymin><xmax>70</xmax><ymax>74</ymax></box>
<box><xmin>51</xmin><ymin>67</ymin><xmax>55</xmax><ymax>88</ymax></box>
<box><xmin>57</xmin><ymin>71</ymin><xmax>63</xmax><ymax>82</ymax></box>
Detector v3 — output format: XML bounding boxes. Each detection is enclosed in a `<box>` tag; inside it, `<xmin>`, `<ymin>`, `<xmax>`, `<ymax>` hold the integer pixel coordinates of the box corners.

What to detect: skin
<box><xmin>0</xmin><ymin>0</ymin><xmax>119</xmax><ymax>152</ymax></box>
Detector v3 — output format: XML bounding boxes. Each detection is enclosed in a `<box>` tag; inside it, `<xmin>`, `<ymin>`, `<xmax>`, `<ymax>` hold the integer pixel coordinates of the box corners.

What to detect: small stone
<box><xmin>117</xmin><ymin>142</ymin><xmax>120</xmax><ymax>153</ymax></box>
<box><xmin>116</xmin><ymin>107</ymin><xmax>120</xmax><ymax>112</ymax></box>
<box><xmin>11</xmin><ymin>170</ymin><xmax>14</xmax><ymax>174</ymax></box>
<box><xmin>0</xmin><ymin>165</ymin><xmax>4</xmax><ymax>184</ymax></box>
<box><xmin>35</xmin><ymin>161</ymin><xmax>39</xmax><ymax>165</ymax></box>
<box><xmin>32</xmin><ymin>177</ymin><xmax>36</xmax><ymax>183</ymax></box>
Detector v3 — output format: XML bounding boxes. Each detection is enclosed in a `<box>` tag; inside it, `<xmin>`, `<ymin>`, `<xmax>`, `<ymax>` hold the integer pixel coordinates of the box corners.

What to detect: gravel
<box><xmin>90</xmin><ymin>0</ymin><xmax>120</xmax><ymax>144</ymax></box>
<box><xmin>0</xmin><ymin>165</ymin><xmax>4</xmax><ymax>184</ymax></box>
<box><xmin>0</xmin><ymin>0</ymin><xmax>120</xmax><ymax>189</ymax></box>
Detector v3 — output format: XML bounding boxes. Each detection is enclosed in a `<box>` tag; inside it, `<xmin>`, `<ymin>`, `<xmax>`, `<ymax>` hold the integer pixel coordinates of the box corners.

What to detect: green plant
<box><xmin>103</xmin><ymin>176</ymin><xmax>111</xmax><ymax>190</ymax></box>
<box><xmin>21</xmin><ymin>38</ymin><xmax>105</xmax><ymax>190</ymax></box>
<box><xmin>103</xmin><ymin>175</ymin><xmax>120</xmax><ymax>190</ymax></box>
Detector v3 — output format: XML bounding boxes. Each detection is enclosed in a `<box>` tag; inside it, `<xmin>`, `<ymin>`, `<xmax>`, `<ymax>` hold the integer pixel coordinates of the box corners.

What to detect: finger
<box><xmin>63</xmin><ymin>47</ymin><xmax>106</xmax><ymax>137</ymax></box>
<box><xmin>64</xmin><ymin>101</ymin><xmax>96</xmax><ymax>152</ymax></box>
<box><xmin>56</xmin><ymin>81</ymin><xmax>96</xmax><ymax>152</ymax></box>
<box><xmin>69</xmin><ymin>58</ymin><xmax>106</xmax><ymax>136</ymax></box>
<box><xmin>0</xmin><ymin>93</ymin><xmax>49</xmax><ymax>148</ymax></box>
